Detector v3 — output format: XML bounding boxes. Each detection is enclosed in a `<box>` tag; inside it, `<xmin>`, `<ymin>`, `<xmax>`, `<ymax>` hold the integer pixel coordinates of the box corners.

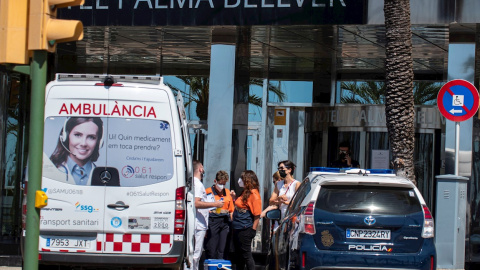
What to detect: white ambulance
<box><xmin>24</xmin><ymin>74</ymin><xmax>195</xmax><ymax>268</ymax></box>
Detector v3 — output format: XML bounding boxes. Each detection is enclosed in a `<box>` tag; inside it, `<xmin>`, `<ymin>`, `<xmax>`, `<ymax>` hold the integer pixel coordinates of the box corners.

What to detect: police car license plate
<box><xmin>346</xmin><ymin>229</ymin><xmax>391</xmax><ymax>240</ymax></box>
<box><xmin>46</xmin><ymin>238</ymin><xmax>91</xmax><ymax>248</ymax></box>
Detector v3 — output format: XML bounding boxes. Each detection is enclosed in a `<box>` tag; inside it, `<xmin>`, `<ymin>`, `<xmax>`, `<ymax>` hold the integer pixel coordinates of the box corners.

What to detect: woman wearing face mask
<box><xmin>204</xmin><ymin>170</ymin><xmax>235</xmax><ymax>260</ymax></box>
<box><xmin>269</xmin><ymin>160</ymin><xmax>300</xmax><ymax>219</ymax></box>
<box><xmin>232</xmin><ymin>170</ymin><xmax>262</xmax><ymax>270</ymax></box>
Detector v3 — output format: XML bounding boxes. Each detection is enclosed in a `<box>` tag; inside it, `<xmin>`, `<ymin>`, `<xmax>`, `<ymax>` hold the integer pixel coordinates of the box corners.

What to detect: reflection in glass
<box><xmin>414</xmin><ymin>133</ymin><xmax>433</xmax><ymax>207</ymax></box>
<box><xmin>1</xmin><ymin>74</ymin><xmax>28</xmax><ymax>240</ymax></box>
<box><xmin>267</xmin><ymin>81</ymin><xmax>312</xmax><ymax>103</ymax></box>
<box><xmin>166</xmin><ymin>76</ymin><xmax>286</xmax><ymax>122</ymax></box>
<box><xmin>338</xmin><ymin>81</ymin><xmax>441</xmax><ymax>105</ymax></box>
<box><xmin>366</xmin><ymin>132</ymin><xmax>390</xmax><ymax>169</ymax></box>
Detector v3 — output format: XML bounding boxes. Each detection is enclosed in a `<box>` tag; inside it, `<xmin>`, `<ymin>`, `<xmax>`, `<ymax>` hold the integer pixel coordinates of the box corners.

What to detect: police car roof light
<box><xmin>366</xmin><ymin>169</ymin><xmax>395</xmax><ymax>175</ymax></box>
<box><xmin>310</xmin><ymin>167</ymin><xmax>341</xmax><ymax>173</ymax></box>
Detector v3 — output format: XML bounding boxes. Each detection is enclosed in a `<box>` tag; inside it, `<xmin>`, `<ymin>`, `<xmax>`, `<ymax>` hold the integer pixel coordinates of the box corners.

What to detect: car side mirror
<box><xmin>265</xmin><ymin>209</ymin><xmax>281</xmax><ymax>220</ymax></box>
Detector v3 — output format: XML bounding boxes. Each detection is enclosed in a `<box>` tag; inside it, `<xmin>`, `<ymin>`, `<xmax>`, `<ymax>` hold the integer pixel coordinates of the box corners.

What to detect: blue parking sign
<box><xmin>437</xmin><ymin>79</ymin><xmax>479</xmax><ymax>122</ymax></box>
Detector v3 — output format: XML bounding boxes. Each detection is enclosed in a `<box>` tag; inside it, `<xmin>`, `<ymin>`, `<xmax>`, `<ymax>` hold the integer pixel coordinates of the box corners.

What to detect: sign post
<box><xmin>437</xmin><ymin>79</ymin><xmax>480</xmax><ymax>175</ymax></box>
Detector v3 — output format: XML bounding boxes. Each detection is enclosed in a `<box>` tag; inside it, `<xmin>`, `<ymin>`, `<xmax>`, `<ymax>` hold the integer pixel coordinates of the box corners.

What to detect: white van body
<box><xmin>32</xmin><ymin>74</ymin><xmax>195</xmax><ymax>268</ymax></box>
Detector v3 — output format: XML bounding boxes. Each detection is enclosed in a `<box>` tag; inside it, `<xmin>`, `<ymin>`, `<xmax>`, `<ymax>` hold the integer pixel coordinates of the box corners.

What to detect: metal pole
<box><xmin>455</xmin><ymin>121</ymin><xmax>460</xmax><ymax>176</ymax></box>
<box><xmin>24</xmin><ymin>50</ymin><xmax>47</xmax><ymax>270</ymax></box>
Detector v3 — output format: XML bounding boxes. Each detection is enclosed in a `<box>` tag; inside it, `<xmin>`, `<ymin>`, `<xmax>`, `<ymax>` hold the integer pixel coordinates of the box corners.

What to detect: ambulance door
<box><xmin>101</xmin><ymin>86</ymin><xmax>178</xmax><ymax>257</ymax></box>
<box><xmin>39</xmin><ymin>84</ymin><xmax>109</xmax><ymax>254</ymax></box>
<box><xmin>176</xmin><ymin>91</ymin><xmax>195</xmax><ymax>265</ymax></box>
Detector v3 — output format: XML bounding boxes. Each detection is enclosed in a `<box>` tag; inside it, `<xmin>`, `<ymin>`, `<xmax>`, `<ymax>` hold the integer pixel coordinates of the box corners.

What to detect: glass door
<box><xmin>365</xmin><ymin>131</ymin><xmax>435</xmax><ymax>208</ymax></box>
<box><xmin>305</xmin><ymin>128</ymin><xmax>436</xmax><ymax>209</ymax></box>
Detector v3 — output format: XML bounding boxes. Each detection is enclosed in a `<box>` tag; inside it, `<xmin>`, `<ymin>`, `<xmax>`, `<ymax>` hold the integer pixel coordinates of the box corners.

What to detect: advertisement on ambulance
<box><xmin>42</xmin><ymin>116</ymin><xmax>174</xmax><ymax>187</ymax></box>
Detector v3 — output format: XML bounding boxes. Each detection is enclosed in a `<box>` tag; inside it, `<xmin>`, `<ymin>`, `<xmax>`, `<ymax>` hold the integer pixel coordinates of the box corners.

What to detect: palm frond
<box><xmin>340</xmin><ymin>81</ymin><xmax>438</xmax><ymax>105</ymax></box>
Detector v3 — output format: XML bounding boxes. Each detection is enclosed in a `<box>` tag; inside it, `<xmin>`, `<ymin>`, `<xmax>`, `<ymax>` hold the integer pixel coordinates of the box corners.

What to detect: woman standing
<box><xmin>269</xmin><ymin>160</ymin><xmax>300</xmax><ymax>219</ymax></box>
<box><xmin>232</xmin><ymin>170</ymin><xmax>262</xmax><ymax>270</ymax></box>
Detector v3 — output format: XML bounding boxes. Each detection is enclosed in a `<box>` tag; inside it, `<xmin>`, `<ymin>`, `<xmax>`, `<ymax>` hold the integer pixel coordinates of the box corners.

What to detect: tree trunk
<box><xmin>384</xmin><ymin>0</ymin><xmax>416</xmax><ymax>185</ymax></box>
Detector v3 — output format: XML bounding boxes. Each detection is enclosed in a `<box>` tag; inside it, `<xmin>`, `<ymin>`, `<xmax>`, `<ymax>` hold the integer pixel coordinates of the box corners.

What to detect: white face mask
<box><xmin>215</xmin><ymin>183</ymin><xmax>225</xmax><ymax>190</ymax></box>
<box><xmin>238</xmin><ymin>178</ymin><xmax>244</xmax><ymax>188</ymax></box>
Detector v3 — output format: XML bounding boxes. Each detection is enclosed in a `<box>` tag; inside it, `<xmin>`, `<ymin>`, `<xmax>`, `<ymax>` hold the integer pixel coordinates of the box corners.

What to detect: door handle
<box><xmin>107</xmin><ymin>201</ymin><xmax>129</xmax><ymax>210</ymax></box>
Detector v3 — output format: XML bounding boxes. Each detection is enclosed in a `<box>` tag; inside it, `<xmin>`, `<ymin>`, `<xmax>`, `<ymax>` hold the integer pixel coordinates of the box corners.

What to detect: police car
<box><xmin>265</xmin><ymin>167</ymin><xmax>436</xmax><ymax>270</ymax></box>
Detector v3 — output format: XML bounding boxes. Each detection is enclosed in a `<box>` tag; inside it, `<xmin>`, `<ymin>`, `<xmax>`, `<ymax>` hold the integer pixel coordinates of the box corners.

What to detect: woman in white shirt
<box><xmin>268</xmin><ymin>160</ymin><xmax>300</xmax><ymax>218</ymax></box>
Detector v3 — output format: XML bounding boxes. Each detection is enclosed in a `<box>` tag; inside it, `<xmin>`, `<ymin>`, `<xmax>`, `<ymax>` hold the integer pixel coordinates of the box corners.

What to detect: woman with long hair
<box><xmin>50</xmin><ymin>117</ymin><xmax>104</xmax><ymax>185</ymax></box>
<box><xmin>232</xmin><ymin>170</ymin><xmax>262</xmax><ymax>270</ymax></box>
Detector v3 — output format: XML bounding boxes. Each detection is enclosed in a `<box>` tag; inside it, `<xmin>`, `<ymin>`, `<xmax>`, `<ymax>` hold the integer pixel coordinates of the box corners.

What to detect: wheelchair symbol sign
<box><xmin>452</xmin><ymin>95</ymin><xmax>464</xmax><ymax>106</ymax></box>
<box><xmin>437</xmin><ymin>79</ymin><xmax>479</xmax><ymax>122</ymax></box>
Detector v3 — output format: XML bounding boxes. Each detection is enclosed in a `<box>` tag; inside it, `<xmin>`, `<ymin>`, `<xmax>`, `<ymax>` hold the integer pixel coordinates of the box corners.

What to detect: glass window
<box><xmin>267</xmin><ymin>81</ymin><xmax>312</xmax><ymax>103</ymax></box>
<box><xmin>414</xmin><ymin>132</ymin><xmax>434</xmax><ymax>205</ymax></box>
<box><xmin>247</xmin><ymin>135</ymin><xmax>252</xmax><ymax>170</ymax></box>
<box><xmin>365</xmin><ymin>132</ymin><xmax>391</xmax><ymax>169</ymax></box>
<box><xmin>1</xmin><ymin>73</ymin><xmax>28</xmax><ymax>239</ymax></box>
<box><xmin>164</xmin><ymin>76</ymin><xmax>204</xmax><ymax>121</ymax></box>
<box><xmin>329</xmin><ymin>131</ymin><xmax>361</xmax><ymax>168</ymax></box>
<box><xmin>316</xmin><ymin>185</ymin><xmax>422</xmax><ymax>215</ymax></box>
<box><xmin>305</xmin><ymin>132</ymin><xmax>323</xmax><ymax>169</ymax></box>
<box><xmin>337</xmin><ymin>80</ymin><xmax>441</xmax><ymax>105</ymax></box>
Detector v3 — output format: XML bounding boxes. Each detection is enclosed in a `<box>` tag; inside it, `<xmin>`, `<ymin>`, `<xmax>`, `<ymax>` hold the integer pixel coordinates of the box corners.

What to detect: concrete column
<box><xmin>204</xmin><ymin>42</ymin><xmax>236</xmax><ymax>188</ymax></box>
<box><xmin>230</xmin><ymin>27</ymin><xmax>251</xmax><ymax>189</ymax></box>
<box><xmin>312</xmin><ymin>26</ymin><xmax>336</xmax><ymax>104</ymax></box>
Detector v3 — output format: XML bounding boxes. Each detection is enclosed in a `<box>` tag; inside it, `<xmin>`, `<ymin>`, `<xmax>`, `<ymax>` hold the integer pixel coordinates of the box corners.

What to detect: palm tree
<box><xmin>340</xmin><ymin>81</ymin><xmax>440</xmax><ymax>105</ymax></box>
<box><xmin>166</xmin><ymin>76</ymin><xmax>286</xmax><ymax>120</ymax></box>
<box><xmin>384</xmin><ymin>0</ymin><xmax>416</xmax><ymax>184</ymax></box>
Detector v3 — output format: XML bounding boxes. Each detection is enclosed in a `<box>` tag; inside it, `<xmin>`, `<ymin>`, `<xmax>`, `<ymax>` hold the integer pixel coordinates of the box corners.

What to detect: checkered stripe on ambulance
<box><xmin>35</xmin><ymin>74</ymin><xmax>193</xmax><ymax>266</ymax></box>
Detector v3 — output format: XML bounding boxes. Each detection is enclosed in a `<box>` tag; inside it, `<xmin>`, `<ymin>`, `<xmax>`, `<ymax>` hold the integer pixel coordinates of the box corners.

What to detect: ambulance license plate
<box><xmin>46</xmin><ymin>238</ymin><xmax>91</xmax><ymax>248</ymax></box>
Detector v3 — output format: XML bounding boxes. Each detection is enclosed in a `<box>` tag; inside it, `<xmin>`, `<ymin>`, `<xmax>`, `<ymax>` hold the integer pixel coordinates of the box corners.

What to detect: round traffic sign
<box><xmin>437</xmin><ymin>79</ymin><xmax>480</xmax><ymax>122</ymax></box>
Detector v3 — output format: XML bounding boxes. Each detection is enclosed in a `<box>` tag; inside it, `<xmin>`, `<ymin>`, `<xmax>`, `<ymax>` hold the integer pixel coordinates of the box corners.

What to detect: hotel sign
<box><xmin>59</xmin><ymin>0</ymin><xmax>366</xmax><ymax>26</ymax></box>
<box><xmin>306</xmin><ymin>105</ymin><xmax>445</xmax><ymax>132</ymax></box>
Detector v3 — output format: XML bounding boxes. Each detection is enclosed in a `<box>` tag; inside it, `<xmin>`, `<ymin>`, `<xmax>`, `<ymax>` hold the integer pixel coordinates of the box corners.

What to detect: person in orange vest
<box><xmin>232</xmin><ymin>170</ymin><xmax>262</xmax><ymax>270</ymax></box>
<box><xmin>204</xmin><ymin>170</ymin><xmax>235</xmax><ymax>259</ymax></box>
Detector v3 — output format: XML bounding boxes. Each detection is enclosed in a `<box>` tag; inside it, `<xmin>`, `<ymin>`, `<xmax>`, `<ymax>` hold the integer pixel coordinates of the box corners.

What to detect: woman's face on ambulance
<box><xmin>68</xmin><ymin>121</ymin><xmax>99</xmax><ymax>165</ymax></box>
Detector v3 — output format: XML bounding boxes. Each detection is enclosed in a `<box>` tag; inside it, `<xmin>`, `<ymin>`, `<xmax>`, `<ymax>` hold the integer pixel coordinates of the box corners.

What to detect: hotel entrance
<box><xmin>304</xmin><ymin>105</ymin><xmax>444</xmax><ymax>209</ymax></box>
